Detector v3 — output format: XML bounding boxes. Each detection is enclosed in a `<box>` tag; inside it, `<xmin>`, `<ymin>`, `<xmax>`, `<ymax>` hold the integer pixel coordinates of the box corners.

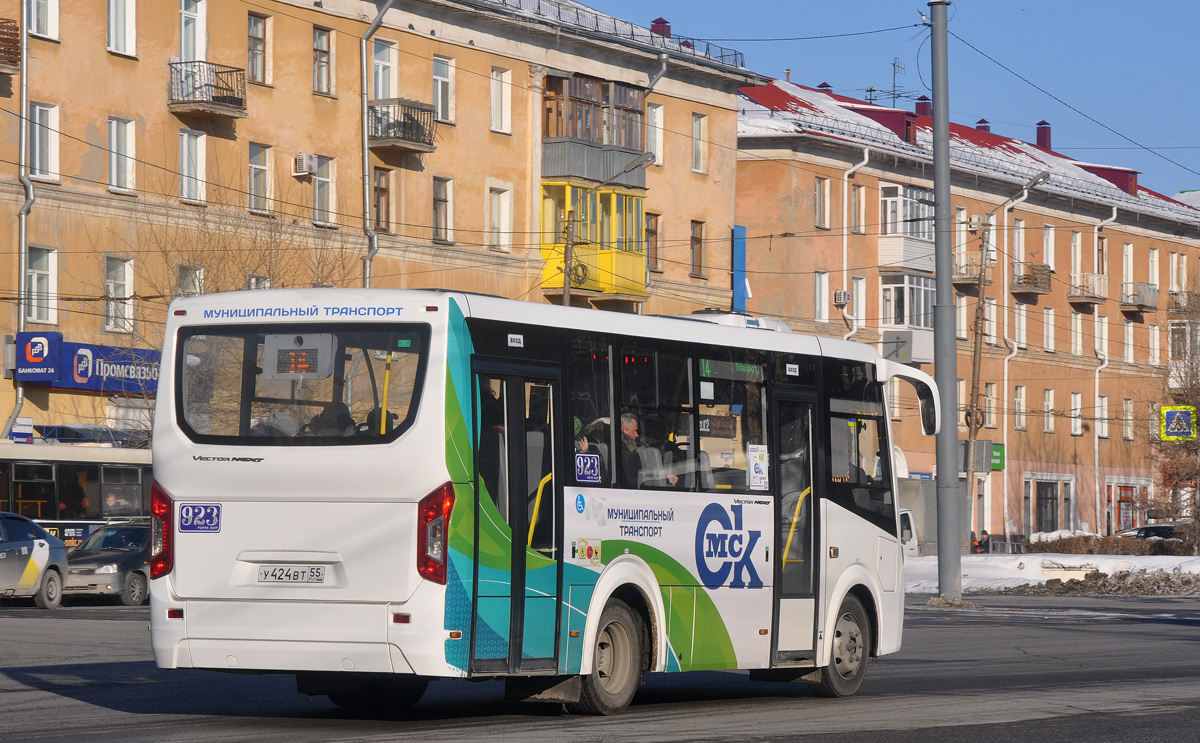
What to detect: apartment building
<box><xmin>0</xmin><ymin>0</ymin><xmax>755</xmax><ymax>441</ymax></box>
<box><xmin>737</xmin><ymin>80</ymin><xmax>1200</xmax><ymax>538</ymax></box>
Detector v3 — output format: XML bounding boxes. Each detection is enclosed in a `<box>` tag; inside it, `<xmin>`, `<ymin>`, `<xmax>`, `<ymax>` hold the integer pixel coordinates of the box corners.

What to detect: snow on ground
<box><xmin>906</xmin><ymin>553</ymin><xmax>1200</xmax><ymax>594</ymax></box>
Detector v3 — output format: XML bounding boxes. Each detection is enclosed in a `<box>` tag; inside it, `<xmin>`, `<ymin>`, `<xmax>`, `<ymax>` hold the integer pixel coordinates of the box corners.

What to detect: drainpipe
<box><xmin>841</xmin><ymin>147</ymin><xmax>869</xmax><ymax>340</ymax></box>
<box><xmin>3</xmin><ymin>18</ymin><xmax>35</xmax><ymax>439</ymax></box>
<box><xmin>360</xmin><ymin>0</ymin><xmax>397</xmax><ymax>288</ymax></box>
<box><xmin>1000</xmin><ymin>336</ymin><xmax>1018</xmax><ymax>535</ymax></box>
<box><xmin>1094</xmin><ymin>347</ymin><xmax>1109</xmax><ymax>534</ymax></box>
<box><xmin>1094</xmin><ymin>205</ymin><xmax>1118</xmax><ymax>285</ymax></box>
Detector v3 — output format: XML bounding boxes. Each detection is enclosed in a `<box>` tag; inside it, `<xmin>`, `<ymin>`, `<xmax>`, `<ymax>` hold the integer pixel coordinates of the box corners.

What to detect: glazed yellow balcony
<box><xmin>541</xmin><ymin>241</ymin><xmax>648</xmax><ymax>298</ymax></box>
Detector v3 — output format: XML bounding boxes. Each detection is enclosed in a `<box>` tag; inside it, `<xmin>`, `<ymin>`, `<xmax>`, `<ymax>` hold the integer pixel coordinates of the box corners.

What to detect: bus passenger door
<box><xmin>773</xmin><ymin>393</ymin><xmax>817</xmax><ymax>662</ymax></box>
<box><xmin>471</xmin><ymin>364</ymin><xmax>560</xmax><ymax>674</ymax></box>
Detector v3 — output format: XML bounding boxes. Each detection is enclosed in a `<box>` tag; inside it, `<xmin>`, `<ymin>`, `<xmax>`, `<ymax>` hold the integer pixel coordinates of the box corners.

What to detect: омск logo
<box><xmin>25</xmin><ymin>336</ymin><xmax>49</xmax><ymax>363</ymax></box>
<box><xmin>73</xmin><ymin>348</ymin><xmax>94</xmax><ymax>384</ymax></box>
<box><xmin>695</xmin><ymin>503</ymin><xmax>763</xmax><ymax>588</ymax></box>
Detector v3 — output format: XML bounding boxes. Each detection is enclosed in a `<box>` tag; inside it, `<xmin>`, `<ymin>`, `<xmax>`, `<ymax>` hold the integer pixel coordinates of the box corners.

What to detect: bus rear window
<box><xmin>177</xmin><ymin>324</ymin><xmax>428</xmax><ymax>445</ymax></box>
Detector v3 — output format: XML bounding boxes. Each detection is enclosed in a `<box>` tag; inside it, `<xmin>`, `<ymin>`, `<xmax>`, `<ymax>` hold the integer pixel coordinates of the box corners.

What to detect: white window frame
<box><xmin>1012</xmin><ymin>218</ymin><xmax>1025</xmax><ymax>262</ymax></box>
<box><xmin>247</xmin><ymin>13</ymin><xmax>270</xmax><ymax>85</ymax></box>
<box><xmin>954</xmin><ymin>293</ymin><xmax>966</xmax><ymax>339</ymax></box>
<box><xmin>108</xmin><ymin>117</ymin><xmax>135</xmax><ymax>192</ymax></box>
<box><xmin>490</xmin><ymin>67</ymin><xmax>511</xmax><ymax>134</ymax></box>
<box><xmin>1070</xmin><ymin>230</ymin><xmax>1082</xmax><ymax>277</ymax></box>
<box><xmin>433</xmin><ymin>55</ymin><xmax>454</xmax><ymax>123</ymax></box>
<box><xmin>373</xmin><ymin>38</ymin><xmax>397</xmax><ymax>99</ymax></box>
<box><xmin>647</xmin><ymin>102</ymin><xmax>664</xmax><ymax>165</ymax></box>
<box><xmin>851</xmin><ymin>184</ymin><xmax>865</xmax><ymax>234</ymax></box>
<box><xmin>180</xmin><ymin>0</ymin><xmax>206</xmax><ymax>63</ymax></box>
<box><xmin>691</xmin><ymin>113</ymin><xmax>707</xmax><ymax>173</ymax></box>
<box><xmin>1123</xmin><ymin>242</ymin><xmax>1134</xmax><ymax>285</ymax></box>
<box><xmin>1070</xmin><ymin>392</ymin><xmax>1083</xmax><ymax>436</ymax></box>
<box><xmin>176</xmin><ymin>264</ymin><xmax>204</xmax><ymax>297</ymax></box>
<box><xmin>954</xmin><ymin>206</ymin><xmax>967</xmax><ymax>253</ymax></box>
<box><xmin>1015</xmin><ymin>301</ymin><xmax>1028</xmax><ymax>348</ymax></box>
<box><xmin>248</xmin><ymin>142</ymin><xmax>271</xmax><ymax>214</ymax></box>
<box><xmin>1044</xmin><ymin>307</ymin><xmax>1055</xmax><ymax>352</ymax></box>
<box><xmin>104</xmin><ymin>255</ymin><xmax>133</xmax><ymax>333</ymax></box>
<box><xmin>984</xmin><ymin>298</ymin><xmax>997</xmax><ymax>344</ymax></box>
<box><xmin>312</xmin><ymin>155</ymin><xmax>334</xmax><ymax>226</ymax></box>
<box><xmin>880</xmin><ymin>273</ymin><xmax>936</xmax><ymax>329</ymax></box>
<box><xmin>1043</xmin><ymin>388</ymin><xmax>1055</xmax><ymax>432</ymax></box>
<box><xmin>984</xmin><ymin>381</ymin><xmax>997</xmax><ymax>427</ymax></box>
<box><xmin>1149</xmin><ymin>247</ymin><xmax>1159</xmax><ymax>289</ymax></box>
<box><xmin>432</xmin><ymin>176</ymin><xmax>453</xmax><ymax>242</ymax></box>
<box><xmin>880</xmin><ymin>183</ymin><xmax>935</xmax><ymax>240</ymax></box>
<box><xmin>1043</xmin><ymin>224</ymin><xmax>1055</xmax><ymax>271</ymax></box>
<box><xmin>25</xmin><ymin>245</ymin><xmax>57</xmax><ymax>324</ymax></box>
<box><xmin>26</xmin><ymin>0</ymin><xmax>59</xmax><ymax>40</ymax></box>
<box><xmin>851</xmin><ymin>276</ymin><xmax>866</xmax><ymax>328</ymax></box>
<box><xmin>1123</xmin><ymin>398</ymin><xmax>1134</xmax><ymax>440</ymax></box>
<box><xmin>814</xmin><ymin>176</ymin><xmax>830</xmax><ymax>229</ymax></box>
<box><xmin>814</xmin><ymin>270</ymin><xmax>829</xmax><ymax>323</ymax></box>
<box><xmin>178</xmin><ymin>129</ymin><xmax>205</xmax><ymax>203</ymax></box>
<box><xmin>1095</xmin><ymin>315</ymin><xmax>1109</xmax><ymax>359</ymax></box>
<box><xmin>487</xmin><ymin>184</ymin><xmax>512</xmax><ymax>251</ymax></box>
<box><xmin>1014</xmin><ymin>385</ymin><xmax>1027</xmax><ymax>430</ymax></box>
<box><xmin>312</xmin><ymin>26</ymin><xmax>332</xmax><ymax>95</ymax></box>
<box><xmin>1124</xmin><ymin>319</ymin><xmax>1135</xmax><ymax>364</ymax></box>
<box><xmin>1170</xmin><ymin>252</ymin><xmax>1179</xmax><ymax>292</ymax></box>
<box><xmin>1097</xmin><ymin>395</ymin><xmax>1109</xmax><ymax>439</ymax></box>
<box><xmin>28</xmin><ymin>102</ymin><xmax>58</xmax><ymax>182</ymax></box>
<box><xmin>1150</xmin><ymin>324</ymin><xmax>1160</xmax><ymax>365</ymax></box>
<box><xmin>1070</xmin><ymin>311</ymin><xmax>1082</xmax><ymax>356</ymax></box>
<box><xmin>107</xmin><ymin>0</ymin><xmax>136</xmax><ymax>56</ymax></box>
<box><xmin>247</xmin><ymin>275</ymin><xmax>271</xmax><ymax>290</ymax></box>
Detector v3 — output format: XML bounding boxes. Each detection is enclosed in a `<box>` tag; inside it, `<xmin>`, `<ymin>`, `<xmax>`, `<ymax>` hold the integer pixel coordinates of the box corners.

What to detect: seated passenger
<box><xmin>302</xmin><ymin>403</ymin><xmax>355</xmax><ymax>436</ymax></box>
<box><xmin>619</xmin><ymin>412</ymin><xmax>677</xmax><ymax>489</ymax></box>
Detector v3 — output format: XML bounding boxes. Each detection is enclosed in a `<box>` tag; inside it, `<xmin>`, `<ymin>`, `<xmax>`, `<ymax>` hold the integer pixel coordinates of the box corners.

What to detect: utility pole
<box><xmin>929</xmin><ymin>0</ymin><xmax>961</xmax><ymax>600</ymax></box>
<box><xmin>962</xmin><ymin>221</ymin><xmax>992</xmax><ymax>542</ymax></box>
<box><xmin>561</xmin><ymin>210</ymin><xmax>575</xmax><ymax>307</ymax></box>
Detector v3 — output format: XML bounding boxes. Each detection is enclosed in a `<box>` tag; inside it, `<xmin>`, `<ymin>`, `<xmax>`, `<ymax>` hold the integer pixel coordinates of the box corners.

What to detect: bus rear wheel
<box><xmin>570</xmin><ymin>599</ymin><xmax>641</xmax><ymax>715</ymax></box>
<box><xmin>809</xmin><ymin>594</ymin><xmax>870</xmax><ymax>698</ymax></box>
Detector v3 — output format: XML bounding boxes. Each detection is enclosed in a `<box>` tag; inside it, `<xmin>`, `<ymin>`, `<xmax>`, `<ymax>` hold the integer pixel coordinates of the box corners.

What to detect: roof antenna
<box><xmin>891</xmin><ymin>57</ymin><xmax>905</xmax><ymax>108</ymax></box>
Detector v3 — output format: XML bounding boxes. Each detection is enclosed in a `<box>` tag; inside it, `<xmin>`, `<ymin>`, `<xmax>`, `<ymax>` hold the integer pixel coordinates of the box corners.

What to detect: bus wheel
<box><xmin>810</xmin><ymin>595</ymin><xmax>870</xmax><ymax>698</ymax></box>
<box><xmin>571</xmin><ymin>599</ymin><xmax>641</xmax><ymax>715</ymax></box>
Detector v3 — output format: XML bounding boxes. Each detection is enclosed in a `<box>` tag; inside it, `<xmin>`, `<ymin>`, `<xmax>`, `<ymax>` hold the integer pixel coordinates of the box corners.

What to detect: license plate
<box><xmin>257</xmin><ymin>565</ymin><xmax>325</xmax><ymax>583</ymax></box>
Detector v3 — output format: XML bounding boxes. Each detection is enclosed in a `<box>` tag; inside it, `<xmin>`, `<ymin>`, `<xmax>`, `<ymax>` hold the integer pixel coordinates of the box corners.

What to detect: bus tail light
<box><xmin>150</xmin><ymin>482</ymin><xmax>175</xmax><ymax>580</ymax></box>
<box><xmin>417</xmin><ymin>483</ymin><xmax>455</xmax><ymax>584</ymax></box>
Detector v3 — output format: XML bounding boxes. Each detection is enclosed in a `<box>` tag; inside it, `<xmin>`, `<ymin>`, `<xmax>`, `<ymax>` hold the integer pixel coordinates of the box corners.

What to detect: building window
<box><xmin>247</xmin><ymin>275</ymin><xmax>270</xmax><ymax>290</ymax></box>
<box><xmin>1096</xmin><ymin>236</ymin><xmax>1108</xmax><ymax>275</ymax></box>
<box><xmin>26</xmin><ymin>246</ymin><xmax>55</xmax><ymax>323</ymax></box>
<box><xmin>247</xmin><ymin>13</ymin><xmax>268</xmax><ymax>84</ymax></box>
<box><xmin>312</xmin><ymin>155</ymin><xmax>334</xmax><ymax>225</ymax></box>
<box><xmin>108</xmin><ymin>117</ymin><xmax>135</xmax><ymax>191</ymax></box>
<box><xmin>851</xmin><ymin>184</ymin><xmax>865</xmax><ymax>234</ymax></box>
<box><xmin>26</xmin><ymin>0</ymin><xmax>59</xmax><ymax>39</ymax></box>
<box><xmin>373</xmin><ymin>38</ymin><xmax>395</xmax><ymax>98</ymax></box>
<box><xmin>1070</xmin><ymin>392</ymin><xmax>1083</xmax><ymax>436</ymax></box>
<box><xmin>432</xmin><ymin>176</ymin><xmax>453</xmax><ymax>242</ymax></box>
<box><xmin>433</xmin><ymin>56</ymin><xmax>454</xmax><ymax>123</ymax></box>
<box><xmin>1150</xmin><ymin>324</ymin><xmax>1160</xmax><ymax>365</ymax></box>
<box><xmin>1070</xmin><ymin>230</ymin><xmax>1082</xmax><ymax>277</ymax></box>
<box><xmin>1014</xmin><ymin>385</ymin><xmax>1026</xmax><ymax>430</ymax></box>
<box><xmin>488</xmin><ymin>187</ymin><xmax>512</xmax><ymax>250</ymax></box>
<box><xmin>852</xmin><ymin>276</ymin><xmax>866</xmax><ymax>328</ymax></box>
<box><xmin>28</xmin><ymin>102</ymin><xmax>58</xmax><ymax>181</ymax></box>
<box><xmin>691</xmin><ymin>113</ymin><xmax>707</xmax><ymax>173</ymax></box>
<box><xmin>1169</xmin><ymin>321</ymin><xmax>1188</xmax><ymax>363</ymax></box>
<box><xmin>881</xmin><ymin>274</ymin><xmax>935</xmax><ymax>329</ymax></box>
<box><xmin>690</xmin><ymin>221</ymin><xmax>705</xmax><ymax>277</ymax></box>
<box><xmin>647</xmin><ymin>103</ymin><xmax>663</xmax><ymax>165</ymax></box>
<box><xmin>645</xmin><ymin>212</ymin><xmax>661</xmax><ymax>271</ymax></box>
<box><xmin>955</xmin><ymin>292</ymin><xmax>968</xmax><ymax>339</ymax></box>
<box><xmin>1043</xmin><ymin>224</ymin><xmax>1055</xmax><ymax>271</ymax></box>
<box><xmin>179</xmin><ymin>129</ymin><xmax>205</xmax><ymax>202</ymax></box>
<box><xmin>108</xmin><ymin>0</ymin><xmax>136</xmax><ymax>55</ymax></box>
<box><xmin>1044</xmin><ymin>307</ymin><xmax>1055</xmax><ymax>352</ymax></box>
<box><xmin>1097</xmin><ymin>396</ymin><xmax>1109</xmax><ymax>438</ymax></box>
<box><xmin>177</xmin><ymin>264</ymin><xmax>204</xmax><ymax>297</ymax></box>
<box><xmin>104</xmin><ymin>256</ymin><xmax>133</xmax><ymax>333</ymax></box>
<box><xmin>984</xmin><ymin>382</ymin><xmax>997</xmax><ymax>427</ymax></box>
<box><xmin>1124</xmin><ymin>319</ymin><xmax>1135</xmax><ymax>364</ymax></box>
<box><xmin>1149</xmin><ymin>247</ymin><xmax>1159</xmax><ymax>289</ymax></box>
<box><xmin>490</xmin><ymin>67</ymin><xmax>511</xmax><ymax>133</ymax></box>
<box><xmin>312</xmin><ymin>27</ymin><xmax>331</xmax><ymax>94</ymax></box>
<box><xmin>985</xmin><ymin>298</ymin><xmax>997</xmax><ymax>344</ymax></box>
<box><xmin>814</xmin><ymin>271</ymin><xmax>829</xmax><ymax>323</ymax></box>
<box><xmin>248</xmin><ymin>142</ymin><xmax>270</xmax><ymax>213</ymax></box>
<box><xmin>1070</xmin><ymin>311</ymin><xmax>1083</xmax><ymax>356</ymax></box>
<box><xmin>1015</xmin><ymin>301</ymin><xmax>1028</xmax><ymax>348</ymax></box>
<box><xmin>814</xmin><ymin>177</ymin><xmax>830</xmax><ymax>229</ymax></box>
<box><xmin>1095</xmin><ymin>315</ymin><xmax>1108</xmax><ymax>359</ymax></box>
<box><xmin>1012</xmin><ymin>218</ymin><xmax>1025</xmax><ymax>262</ymax></box>
<box><xmin>1043</xmin><ymin>388</ymin><xmax>1054</xmax><ymax>432</ymax></box>
<box><xmin>880</xmin><ymin>184</ymin><xmax>934</xmax><ymax>240</ymax></box>
<box><xmin>372</xmin><ymin>168</ymin><xmax>390</xmax><ymax>232</ymax></box>
<box><xmin>954</xmin><ymin>206</ymin><xmax>967</xmax><ymax>253</ymax></box>
<box><xmin>1123</xmin><ymin>398</ymin><xmax>1134</xmax><ymax>440</ymax></box>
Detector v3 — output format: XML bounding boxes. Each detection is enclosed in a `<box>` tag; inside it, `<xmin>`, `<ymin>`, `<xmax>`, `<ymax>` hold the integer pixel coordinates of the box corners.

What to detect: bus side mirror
<box><xmin>901</xmin><ymin>528</ymin><xmax>913</xmax><ymax>542</ymax></box>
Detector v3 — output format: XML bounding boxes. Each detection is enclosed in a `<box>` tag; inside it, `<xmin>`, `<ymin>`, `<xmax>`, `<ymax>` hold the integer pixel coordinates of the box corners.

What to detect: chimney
<box><xmin>1036</xmin><ymin>120</ymin><xmax>1052</xmax><ymax>150</ymax></box>
<box><xmin>915</xmin><ymin>95</ymin><xmax>932</xmax><ymax>117</ymax></box>
<box><xmin>816</xmin><ymin>82</ymin><xmax>832</xmax><ymax>94</ymax></box>
<box><xmin>975</xmin><ymin>118</ymin><xmax>991</xmax><ymax>133</ymax></box>
<box><xmin>784</xmin><ymin>68</ymin><xmax>791</xmax><ymax>83</ymax></box>
<box><xmin>650</xmin><ymin>17</ymin><xmax>670</xmax><ymax>38</ymax></box>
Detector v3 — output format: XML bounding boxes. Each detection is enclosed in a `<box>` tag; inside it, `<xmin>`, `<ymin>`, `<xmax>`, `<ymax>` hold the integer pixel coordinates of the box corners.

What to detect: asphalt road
<box><xmin>2</xmin><ymin>594</ymin><xmax>1199</xmax><ymax>742</ymax></box>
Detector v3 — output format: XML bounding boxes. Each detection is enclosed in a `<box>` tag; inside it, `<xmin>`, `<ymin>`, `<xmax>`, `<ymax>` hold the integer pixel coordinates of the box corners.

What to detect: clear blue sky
<box><xmin>585</xmin><ymin>0</ymin><xmax>1200</xmax><ymax>198</ymax></box>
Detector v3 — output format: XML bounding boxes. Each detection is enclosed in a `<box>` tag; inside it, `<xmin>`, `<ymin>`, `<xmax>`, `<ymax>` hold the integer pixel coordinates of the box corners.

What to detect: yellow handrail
<box><xmin>527</xmin><ymin>472</ymin><xmax>554</xmax><ymax>548</ymax></box>
<box><xmin>781</xmin><ymin>486</ymin><xmax>811</xmax><ymax>565</ymax></box>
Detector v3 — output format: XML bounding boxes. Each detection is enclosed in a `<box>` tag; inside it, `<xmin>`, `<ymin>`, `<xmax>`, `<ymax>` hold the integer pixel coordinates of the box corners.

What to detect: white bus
<box><xmin>149</xmin><ymin>289</ymin><xmax>938</xmax><ymax>715</ymax></box>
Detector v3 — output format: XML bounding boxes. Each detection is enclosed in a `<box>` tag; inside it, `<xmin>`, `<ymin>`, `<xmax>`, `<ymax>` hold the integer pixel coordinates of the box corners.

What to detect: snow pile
<box><xmin>906</xmin><ymin>553</ymin><xmax>1200</xmax><ymax>595</ymax></box>
<box><xmin>1028</xmin><ymin>529</ymin><xmax>1098</xmax><ymax>543</ymax></box>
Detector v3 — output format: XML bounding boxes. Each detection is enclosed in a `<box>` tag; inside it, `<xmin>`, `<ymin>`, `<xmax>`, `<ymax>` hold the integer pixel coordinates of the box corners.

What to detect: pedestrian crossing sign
<box><xmin>1161</xmin><ymin>406</ymin><xmax>1196</xmax><ymax>441</ymax></box>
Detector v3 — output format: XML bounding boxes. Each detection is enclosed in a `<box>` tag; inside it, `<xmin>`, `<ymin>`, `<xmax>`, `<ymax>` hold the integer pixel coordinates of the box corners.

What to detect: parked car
<box><xmin>1116</xmin><ymin>521</ymin><xmax>1192</xmax><ymax>540</ymax></box>
<box><xmin>64</xmin><ymin>521</ymin><xmax>150</xmax><ymax>606</ymax></box>
<box><xmin>0</xmin><ymin>511</ymin><xmax>68</xmax><ymax>609</ymax></box>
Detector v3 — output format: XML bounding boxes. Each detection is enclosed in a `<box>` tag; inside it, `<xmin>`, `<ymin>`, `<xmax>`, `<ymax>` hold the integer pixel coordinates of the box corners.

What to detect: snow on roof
<box><xmin>740</xmin><ymin>80</ymin><xmax>1200</xmax><ymax>226</ymax></box>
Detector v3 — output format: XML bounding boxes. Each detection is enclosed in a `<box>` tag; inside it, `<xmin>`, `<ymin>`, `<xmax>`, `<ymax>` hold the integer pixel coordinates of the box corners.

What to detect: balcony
<box><xmin>1011</xmin><ymin>261</ymin><xmax>1051</xmax><ymax>295</ymax></box>
<box><xmin>542</xmin><ymin>140</ymin><xmax>648</xmax><ymax>189</ymax></box>
<box><xmin>1119</xmin><ymin>282</ymin><xmax>1159</xmax><ymax>313</ymax></box>
<box><xmin>1067</xmin><ymin>272</ymin><xmax>1108</xmax><ymax>304</ymax></box>
<box><xmin>0</xmin><ymin>19</ymin><xmax>18</xmax><ymax>75</ymax></box>
<box><xmin>1169</xmin><ymin>290</ymin><xmax>1200</xmax><ymax>314</ymax></box>
<box><xmin>368</xmin><ymin>99</ymin><xmax>437</xmax><ymax>154</ymax></box>
<box><xmin>168</xmin><ymin>61</ymin><xmax>247</xmax><ymax>119</ymax></box>
<box><xmin>878</xmin><ymin>235</ymin><xmax>935</xmax><ymax>274</ymax></box>
<box><xmin>541</xmin><ymin>242</ymin><xmax>648</xmax><ymax>300</ymax></box>
<box><xmin>951</xmin><ymin>252</ymin><xmax>989</xmax><ymax>286</ymax></box>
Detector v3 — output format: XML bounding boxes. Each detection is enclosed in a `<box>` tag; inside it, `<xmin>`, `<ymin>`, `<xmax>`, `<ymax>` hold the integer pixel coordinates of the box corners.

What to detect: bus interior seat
<box><xmin>637</xmin><ymin>446</ymin><xmax>669</xmax><ymax>487</ymax></box>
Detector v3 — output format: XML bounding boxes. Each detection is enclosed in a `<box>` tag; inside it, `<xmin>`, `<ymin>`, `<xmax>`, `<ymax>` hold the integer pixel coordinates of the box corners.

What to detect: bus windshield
<box><xmin>177</xmin><ymin>324</ymin><xmax>428</xmax><ymax>446</ymax></box>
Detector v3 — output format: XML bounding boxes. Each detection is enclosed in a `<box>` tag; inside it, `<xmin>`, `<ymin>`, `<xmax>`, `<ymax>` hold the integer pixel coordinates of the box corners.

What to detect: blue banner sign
<box><xmin>15</xmin><ymin>332</ymin><xmax>62</xmax><ymax>381</ymax></box>
<box><xmin>14</xmin><ymin>333</ymin><xmax>160</xmax><ymax>395</ymax></box>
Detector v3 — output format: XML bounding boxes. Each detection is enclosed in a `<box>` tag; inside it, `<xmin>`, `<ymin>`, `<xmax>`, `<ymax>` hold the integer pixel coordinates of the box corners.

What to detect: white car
<box><xmin>0</xmin><ymin>512</ymin><xmax>68</xmax><ymax>609</ymax></box>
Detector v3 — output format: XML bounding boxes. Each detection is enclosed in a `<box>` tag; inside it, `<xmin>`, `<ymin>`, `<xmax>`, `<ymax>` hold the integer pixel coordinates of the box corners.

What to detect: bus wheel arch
<box><xmin>845</xmin><ymin>584</ymin><xmax>879</xmax><ymax>659</ymax></box>
<box><xmin>579</xmin><ymin>556</ymin><xmax>667</xmax><ymax>676</ymax></box>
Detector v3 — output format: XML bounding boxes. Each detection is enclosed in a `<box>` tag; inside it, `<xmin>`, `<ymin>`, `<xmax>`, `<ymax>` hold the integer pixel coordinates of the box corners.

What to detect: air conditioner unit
<box><xmin>833</xmin><ymin>290</ymin><xmax>851</xmax><ymax>307</ymax></box>
<box><xmin>291</xmin><ymin>153</ymin><xmax>315</xmax><ymax>176</ymax></box>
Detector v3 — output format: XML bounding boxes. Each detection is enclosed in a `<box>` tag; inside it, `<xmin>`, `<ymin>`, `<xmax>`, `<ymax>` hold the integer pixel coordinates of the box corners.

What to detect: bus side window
<box><xmin>569</xmin><ymin>337</ymin><xmax>612</xmax><ymax>487</ymax></box>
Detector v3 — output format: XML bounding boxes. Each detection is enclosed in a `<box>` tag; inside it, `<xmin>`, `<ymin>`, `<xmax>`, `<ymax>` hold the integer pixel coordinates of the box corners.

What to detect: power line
<box><xmin>692</xmin><ymin>24</ymin><xmax>924</xmax><ymax>43</ymax></box>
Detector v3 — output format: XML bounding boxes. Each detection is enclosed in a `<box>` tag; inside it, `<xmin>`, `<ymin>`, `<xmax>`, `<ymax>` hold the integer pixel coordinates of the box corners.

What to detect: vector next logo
<box><xmin>695</xmin><ymin>503</ymin><xmax>763</xmax><ymax>588</ymax></box>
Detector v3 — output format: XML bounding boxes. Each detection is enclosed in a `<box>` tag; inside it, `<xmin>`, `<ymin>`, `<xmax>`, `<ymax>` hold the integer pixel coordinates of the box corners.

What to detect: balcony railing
<box><xmin>541</xmin><ymin>241</ymin><xmax>648</xmax><ymax>299</ymax></box>
<box><xmin>1119</xmin><ymin>282</ymin><xmax>1158</xmax><ymax>312</ymax></box>
<box><xmin>0</xmin><ymin>19</ymin><xmax>18</xmax><ymax>75</ymax></box>
<box><xmin>168</xmin><ymin>61</ymin><xmax>247</xmax><ymax>118</ymax></box>
<box><xmin>1011</xmin><ymin>261</ymin><xmax>1051</xmax><ymax>295</ymax></box>
<box><xmin>1068</xmin><ymin>272</ymin><xmax>1108</xmax><ymax>304</ymax></box>
<box><xmin>1169</xmin><ymin>290</ymin><xmax>1200</xmax><ymax>314</ymax></box>
<box><xmin>368</xmin><ymin>99</ymin><xmax>437</xmax><ymax>154</ymax></box>
<box><xmin>951</xmin><ymin>252</ymin><xmax>988</xmax><ymax>285</ymax></box>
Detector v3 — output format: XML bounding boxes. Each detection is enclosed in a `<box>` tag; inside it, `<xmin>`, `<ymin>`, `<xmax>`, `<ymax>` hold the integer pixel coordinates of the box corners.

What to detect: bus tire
<box><xmin>325</xmin><ymin>676</ymin><xmax>428</xmax><ymax>712</ymax></box>
<box><xmin>570</xmin><ymin>599</ymin><xmax>641</xmax><ymax>716</ymax></box>
<box><xmin>809</xmin><ymin>594</ymin><xmax>869</xmax><ymax>698</ymax></box>
<box><xmin>34</xmin><ymin>569</ymin><xmax>62</xmax><ymax>610</ymax></box>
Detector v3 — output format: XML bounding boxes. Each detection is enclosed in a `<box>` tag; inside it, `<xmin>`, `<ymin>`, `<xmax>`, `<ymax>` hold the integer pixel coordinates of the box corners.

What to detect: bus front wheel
<box><xmin>571</xmin><ymin>599</ymin><xmax>641</xmax><ymax>715</ymax></box>
<box><xmin>810</xmin><ymin>594</ymin><xmax>870</xmax><ymax>698</ymax></box>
